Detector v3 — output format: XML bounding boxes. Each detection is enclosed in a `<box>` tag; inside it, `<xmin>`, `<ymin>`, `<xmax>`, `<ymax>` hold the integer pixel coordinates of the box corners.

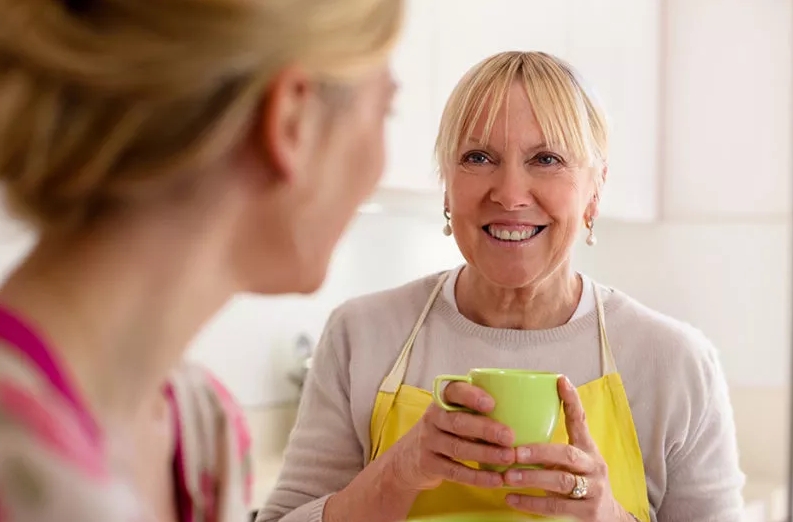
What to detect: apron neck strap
<box><xmin>378</xmin><ymin>274</ymin><xmax>618</xmax><ymax>393</ymax></box>
<box><xmin>379</xmin><ymin>272</ymin><xmax>449</xmax><ymax>393</ymax></box>
<box><xmin>593</xmin><ymin>282</ymin><xmax>618</xmax><ymax>376</ymax></box>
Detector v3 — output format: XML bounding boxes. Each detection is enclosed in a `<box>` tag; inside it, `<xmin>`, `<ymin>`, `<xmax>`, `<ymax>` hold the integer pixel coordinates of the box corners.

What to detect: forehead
<box><xmin>466</xmin><ymin>81</ymin><xmax>545</xmax><ymax>148</ymax></box>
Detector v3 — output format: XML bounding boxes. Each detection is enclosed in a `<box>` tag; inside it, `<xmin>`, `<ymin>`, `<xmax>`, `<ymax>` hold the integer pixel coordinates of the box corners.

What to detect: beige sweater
<box><xmin>260</xmin><ymin>273</ymin><xmax>746</xmax><ymax>522</ymax></box>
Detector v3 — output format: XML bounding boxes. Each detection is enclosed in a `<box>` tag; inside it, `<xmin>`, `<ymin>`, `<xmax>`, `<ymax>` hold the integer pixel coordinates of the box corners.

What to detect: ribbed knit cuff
<box><xmin>306</xmin><ymin>494</ymin><xmax>332</xmax><ymax>522</ymax></box>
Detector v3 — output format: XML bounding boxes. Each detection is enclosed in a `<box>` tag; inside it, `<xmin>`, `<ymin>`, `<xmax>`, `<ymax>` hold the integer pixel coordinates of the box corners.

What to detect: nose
<box><xmin>489</xmin><ymin>160</ymin><xmax>535</xmax><ymax>211</ymax></box>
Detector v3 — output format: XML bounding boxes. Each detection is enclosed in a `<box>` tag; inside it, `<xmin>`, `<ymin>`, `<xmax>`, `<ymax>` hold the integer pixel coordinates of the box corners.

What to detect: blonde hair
<box><xmin>435</xmin><ymin>51</ymin><xmax>608</xmax><ymax>174</ymax></box>
<box><xmin>0</xmin><ymin>0</ymin><xmax>403</xmax><ymax>234</ymax></box>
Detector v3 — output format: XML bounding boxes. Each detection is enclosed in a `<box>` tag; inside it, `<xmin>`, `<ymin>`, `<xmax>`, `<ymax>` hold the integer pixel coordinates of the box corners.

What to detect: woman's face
<box><xmin>445</xmin><ymin>80</ymin><xmax>601</xmax><ymax>290</ymax></box>
<box><xmin>237</xmin><ymin>64</ymin><xmax>396</xmax><ymax>294</ymax></box>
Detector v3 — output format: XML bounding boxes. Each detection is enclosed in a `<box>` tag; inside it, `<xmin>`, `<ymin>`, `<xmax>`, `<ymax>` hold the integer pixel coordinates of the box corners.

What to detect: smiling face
<box><xmin>439</xmin><ymin>52</ymin><xmax>607</xmax><ymax>290</ymax></box>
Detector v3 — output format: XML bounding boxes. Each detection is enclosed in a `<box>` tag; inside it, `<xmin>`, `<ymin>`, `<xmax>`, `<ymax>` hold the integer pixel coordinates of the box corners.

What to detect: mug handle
<box><xmin>432</xmin><ymin>374</ymin><xmax>473</xmax><ymax>412</ymax></box>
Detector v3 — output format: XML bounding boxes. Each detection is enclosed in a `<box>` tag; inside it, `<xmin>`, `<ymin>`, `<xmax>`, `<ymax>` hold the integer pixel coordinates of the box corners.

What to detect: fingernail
<box><xmin>506</xmin><ymin>469</ymin><xmax>523</xmax><ymax>482</ymax></box>
<box><xmin>517</xmin><ymin>447</ymin><xmax>531</xmax><ymax>462</ymax></box>
<box><xmin>498</xmin><ymin>430</ymin><xmax>511</xmax><ymax>445</ymax></box>
<box><xmin>564</xmin><ymin>376</ymin><xmax>574</xmax><ymax>388</ymax></box>
<box><xmin>500</xmin><ymin>449</ymin><xmax>513</xmax><ymax>463</ymax></box>
<box><xmin>506</xmin><ymin>494</ymin><xmax>519</xmax><ymax>506</ymax></box>
<box><xmin>478</xmin><ymin>396</ymin><xmax>495</xmax><ymax>411</ymax></box>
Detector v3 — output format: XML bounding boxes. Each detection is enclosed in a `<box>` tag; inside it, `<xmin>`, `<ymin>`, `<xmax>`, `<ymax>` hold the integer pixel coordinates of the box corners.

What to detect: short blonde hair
<box><xmin>435</xmin><ymin>51</ymin><xmax>608</xmax><ymax>174</ymax></box>
<box><xmin>0</xmin><ymin>0</ymin><xmax>403</xmax><ymax>234</ymax></box>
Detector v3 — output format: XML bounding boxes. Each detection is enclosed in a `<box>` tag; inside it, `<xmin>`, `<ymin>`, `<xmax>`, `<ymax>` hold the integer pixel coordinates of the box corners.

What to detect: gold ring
<box><xmin>569</xmin><ymin>474</ymin><xmax>588</xmax><ymax>500</ymax></box>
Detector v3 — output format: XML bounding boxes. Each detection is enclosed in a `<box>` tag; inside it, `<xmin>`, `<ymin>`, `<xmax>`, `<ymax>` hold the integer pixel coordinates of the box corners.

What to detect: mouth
<box><xmin>483</xmin><ymin>224</ymin><xmax>548</xmax><ymax>243</ymax></box>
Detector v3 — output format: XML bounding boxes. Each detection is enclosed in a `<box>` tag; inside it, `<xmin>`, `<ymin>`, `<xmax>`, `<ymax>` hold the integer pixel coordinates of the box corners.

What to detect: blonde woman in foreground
<box><xmin>0</xmin><ymin>0</ymin><xmax>403</xmax><ymax>521</ymax></box>
<box><xmin>262</xmin><ymin>51</ymin><xmax>745</xmax><ymax>522</ymax></box>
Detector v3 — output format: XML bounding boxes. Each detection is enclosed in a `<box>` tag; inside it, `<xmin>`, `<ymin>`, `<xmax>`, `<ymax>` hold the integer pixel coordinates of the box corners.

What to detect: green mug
<box><xmin>432</xmin><ymin>368</ymin><xmax>561</xmax><ymax>472</ymax></box>
<box><xmin>409</xmin><ymin>513</ymin><xmax>574</xmax><ymax>522</ymax></box>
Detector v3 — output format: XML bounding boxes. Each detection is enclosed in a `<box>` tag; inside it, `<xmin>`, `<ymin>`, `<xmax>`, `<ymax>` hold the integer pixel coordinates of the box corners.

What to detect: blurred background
<box><xmin>1</xmin><ymin>1</ymin><xmax>791</xmax><ymax>520</ymax></box>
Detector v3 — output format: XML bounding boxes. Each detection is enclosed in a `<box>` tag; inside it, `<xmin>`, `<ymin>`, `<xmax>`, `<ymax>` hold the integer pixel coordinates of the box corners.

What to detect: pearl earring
<box><xmin>442</xmin><ymin>208</ymin><xmax>452</xmax><ymax>236</ymax></box>
<box><xmin>585</xmin><ymin>218</ymin><xmax>597</xmax><ymax>246</ymax></box>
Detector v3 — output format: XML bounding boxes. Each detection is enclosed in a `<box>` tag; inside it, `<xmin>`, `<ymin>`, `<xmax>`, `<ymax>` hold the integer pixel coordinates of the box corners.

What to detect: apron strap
<box><xmin>378</xmin><ymin>272</ymin><xmax>449</xmax><ymax>394</ymax></box>
<box><xmin>593</xmin><ymin>282</ymin><xmax>618</xmax><ymax>376</ymax></box>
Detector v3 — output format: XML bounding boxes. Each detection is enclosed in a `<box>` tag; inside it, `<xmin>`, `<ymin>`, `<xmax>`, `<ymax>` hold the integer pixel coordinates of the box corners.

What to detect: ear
<box><xmin>585</xmin><ymin>163</ymin><xmax>608</xmax><ymax>221</ymax></box>
<box><xmin>598</xmin><ymin>162</ymin><xmax>609</xmax><ymax>191</ymax></box>
<box><xmin>258</xmin><ymin>66</ymin><xmax>319</xmax><ymax>185</ymax></box>
<box><xmin>443</xmin><ymin>191</ymin><xmax>450</xmax><ymax>211</ymax></box>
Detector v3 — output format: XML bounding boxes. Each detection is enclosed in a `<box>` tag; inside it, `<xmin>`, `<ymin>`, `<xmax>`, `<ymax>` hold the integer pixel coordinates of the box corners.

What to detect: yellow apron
<box><xmin>368</xmin><ymin>273</ymin><xmax>651</xmax><ymax>521</ymax></box>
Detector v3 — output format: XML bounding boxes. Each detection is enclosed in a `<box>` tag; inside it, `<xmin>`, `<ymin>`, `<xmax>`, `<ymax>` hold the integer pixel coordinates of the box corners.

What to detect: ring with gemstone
<box><xmin>569</xmin><ymin>474</ymin><xmax>588</xmax><ymax>499</ymax></box>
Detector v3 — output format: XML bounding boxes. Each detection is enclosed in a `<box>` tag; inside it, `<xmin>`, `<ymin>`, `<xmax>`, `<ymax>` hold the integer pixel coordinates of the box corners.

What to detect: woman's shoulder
<box><xmin>0</xmin><ymin>344</ymin><xmax>145</xmax><ymax>521</ymax></box>
<box><xmin>166</xmin><ymin>362</ymin><xmax>253</xmax><ymax>506</ymax></box>
<box><xmin>167</xmin><ymin>361</ymin><xmax>250</xmax><ymax>448</ymax></box>
<box><xmin>602</xmin><ymin>286</ymin><xmax>722</xmax><ymax>374</ymax></box>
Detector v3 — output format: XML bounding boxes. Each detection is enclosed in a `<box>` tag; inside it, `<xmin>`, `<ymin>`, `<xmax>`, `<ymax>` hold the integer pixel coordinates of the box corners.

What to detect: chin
<box><xmin>291</xmin><ymin>266</ymin><xmax>329</xmax><ymax>295</ymax></box>
<box><xmin>473</xmin><ymin>256</ymin><xmax>549</xmax><ymax>290</ymax></box>
<box><xmin>240</xmin><ymin>254</ymin><xmax>331</xmax><ymax>296</ymax></box>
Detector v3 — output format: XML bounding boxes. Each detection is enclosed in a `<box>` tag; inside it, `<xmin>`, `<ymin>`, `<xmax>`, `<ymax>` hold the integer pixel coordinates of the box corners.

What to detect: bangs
<box><xmin>435</xmin><ymin>51</ymin><xmax>607</xmax><ymax>173</ymax></box>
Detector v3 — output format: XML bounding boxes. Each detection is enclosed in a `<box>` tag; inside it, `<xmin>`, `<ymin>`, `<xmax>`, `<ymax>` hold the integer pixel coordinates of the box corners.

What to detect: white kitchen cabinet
<box><xmin>380</xmin><ymin>0</ymin><xmax>440</xmax><ymax>195</ymax></box>
<box><xmin>663</xmin><ymin>0</ymin><xmax>792</xmax><ymax>219</ymax></box>
<box><xmin>433</xmin><ymin>0</ymin><xmax>570</xmax><ymax>128</ymax></box>
<box><xmin>567</xmin><ymin>0</ymin><xmax>662</xmax><ymax>222</ymax></box>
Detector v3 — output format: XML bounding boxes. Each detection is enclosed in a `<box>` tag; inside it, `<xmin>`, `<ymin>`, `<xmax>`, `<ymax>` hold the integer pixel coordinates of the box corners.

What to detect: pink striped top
<box><xmin>0</xmin><ymin>306</ymin><xmax>252</xmax><ymax>522</ymax></box>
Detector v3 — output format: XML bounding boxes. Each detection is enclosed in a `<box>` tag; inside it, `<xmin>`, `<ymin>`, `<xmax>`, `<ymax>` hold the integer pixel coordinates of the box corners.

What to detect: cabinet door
<box><xmin>380</xmin><ymin>0</ymin><xmax>440</xmax><ymax>194</ymax></box>
<box><xmin>434</xmin><ymin>0</ymin><xmax>570</xmax><ymax>129</ymax></box>
<box><xmin>663</xmin><ymin>0</ymin><xmax>792</xmax><ymax>218</ymax></box>
<box><xmin>567</xmin><ymin>0</ymin><xmax>662</xmax><ymax>222</ymax></box>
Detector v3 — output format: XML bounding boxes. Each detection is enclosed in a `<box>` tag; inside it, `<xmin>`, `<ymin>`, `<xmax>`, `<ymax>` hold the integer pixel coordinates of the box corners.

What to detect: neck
<box><xmin>0</xmin><ymin>212</ymin><xmax>237</xmax><ymax>432</ymax></box>
<box><xmin>456</xmin><ymin>263</ymin><xmax>582</xmax><ymax>330</ymax></box>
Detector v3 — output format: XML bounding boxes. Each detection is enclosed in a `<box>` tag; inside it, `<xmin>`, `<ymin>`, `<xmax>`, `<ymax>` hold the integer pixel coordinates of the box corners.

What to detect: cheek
<box><xmin>536</xmin><ymin>178</ymin><xmax>589</xmax><ymax>220</ymax></box>
<box><xmin>446</xmin><ymin>173</ymin><xmax>487</xmax><ymax>213</ymax></box>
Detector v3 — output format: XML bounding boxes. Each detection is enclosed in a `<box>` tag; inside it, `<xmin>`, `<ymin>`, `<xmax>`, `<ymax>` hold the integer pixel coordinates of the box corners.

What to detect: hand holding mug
<box><xmin>388</xmin><ymin>380</ymin><xmax>517</xmax><ymax>491</ymax></box>
<box><xmin>503</xmin><ymin>376</ymin><xmax>635</xmax><ymax>522</ymax></box>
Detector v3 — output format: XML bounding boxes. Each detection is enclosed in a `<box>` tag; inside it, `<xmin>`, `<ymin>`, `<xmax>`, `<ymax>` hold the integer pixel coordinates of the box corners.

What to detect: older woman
<box><xmin>260</xmin><ymin>51</ymin><xmax>745</xmax><ymax>522</ymax></box>
<box><xmin>0</xmin><ymin>0</ymin><xmax>402</xmax><ymax>520</ymax></box>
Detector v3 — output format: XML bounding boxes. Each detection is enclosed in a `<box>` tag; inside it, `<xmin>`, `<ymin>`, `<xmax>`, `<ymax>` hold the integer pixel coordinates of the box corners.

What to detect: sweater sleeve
<box><xmin>258</xmin><ymin>308</ymin><xmax>365</xmax><ymax>522</ymax></box>
<box><xmin>656</xmin><ymin>338</ymin><xmax>746</xmax><ymax>522</ymax></box>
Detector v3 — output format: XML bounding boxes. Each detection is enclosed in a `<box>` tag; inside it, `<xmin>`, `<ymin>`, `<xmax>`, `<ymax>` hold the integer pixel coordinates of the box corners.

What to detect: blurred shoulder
<box><xmin>166</xmin><ymin>361</ymin><xmax>252</xmax><ymax>492</ymax></box>
<box><xmin>167</xmin><ymin>361</ymin><xmax>246</xmax><ymax>427</ymax></box>
<box><xmin>0</xmin><ymin>346</ymin><xmax>144</xmax><ymax>522</ymax></box>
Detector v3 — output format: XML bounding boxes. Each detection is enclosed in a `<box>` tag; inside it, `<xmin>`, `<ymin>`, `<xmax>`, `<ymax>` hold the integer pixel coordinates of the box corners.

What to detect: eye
<box><xmin>534</xmin><ymin>153</ymin><xmax>562</xmax><ymax>166</ymax></box>
<box><xmin>461</xmin><ymin>151</ymin><xmax>491</xmax><ymax>165</ymax></box>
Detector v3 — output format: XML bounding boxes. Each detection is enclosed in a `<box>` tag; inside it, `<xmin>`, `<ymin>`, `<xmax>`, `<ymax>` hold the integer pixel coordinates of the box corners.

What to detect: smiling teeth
<box><xmin>487</xmin><ymin>225</ymin><xmax>540</xmax><ymax>241</ymax></box>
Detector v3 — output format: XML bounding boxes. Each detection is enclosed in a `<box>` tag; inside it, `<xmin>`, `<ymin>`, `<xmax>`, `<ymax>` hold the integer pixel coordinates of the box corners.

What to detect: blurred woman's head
<box><xmin>0</xmin><ymin>0</ymin><xmax>403</xmax><ymax>293</ymax></box>
<box><xmin>435</xmin><ymin>51</ymin><xmax>608</xmax><ymax>290</ymax></box>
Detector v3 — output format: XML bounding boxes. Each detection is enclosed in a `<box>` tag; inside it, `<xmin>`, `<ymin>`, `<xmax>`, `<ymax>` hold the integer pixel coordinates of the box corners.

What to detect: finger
<box><xmin>558</xmin><ymin>376</ymin><xmax>597</xmax><ymax>452</ymax></box>
<box><xmin>429</xmin><ymin>430</ymin><xmax>515</xmax><ymax>467</ymax></box>
<box><xmin>431</xmin><ymin>406</ymin><xmax>514</xmax><ymax>446</ymax></box>
<box><xmin>428</xmin><ymin>454</ymin><xmax>504</xmax><ymax>489</ymax></box>
<box><xmin>506</xmin><ymin>494</ymin><xmax>588</xmax><ymax>519</ymax></box>
<box><xmin>514</xmin><ymin>443</ymin><xmax>596</xmax><ymax>474</ymax></box>
<box><xmin>503</xmin><ymin>468</ymin><xmax>577</xmax><ymax>495</ymax></box>
<box><xmin>443</xmin><ymin>382</ymin><xmax>495</xmax><ymax>413</ymax></box>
